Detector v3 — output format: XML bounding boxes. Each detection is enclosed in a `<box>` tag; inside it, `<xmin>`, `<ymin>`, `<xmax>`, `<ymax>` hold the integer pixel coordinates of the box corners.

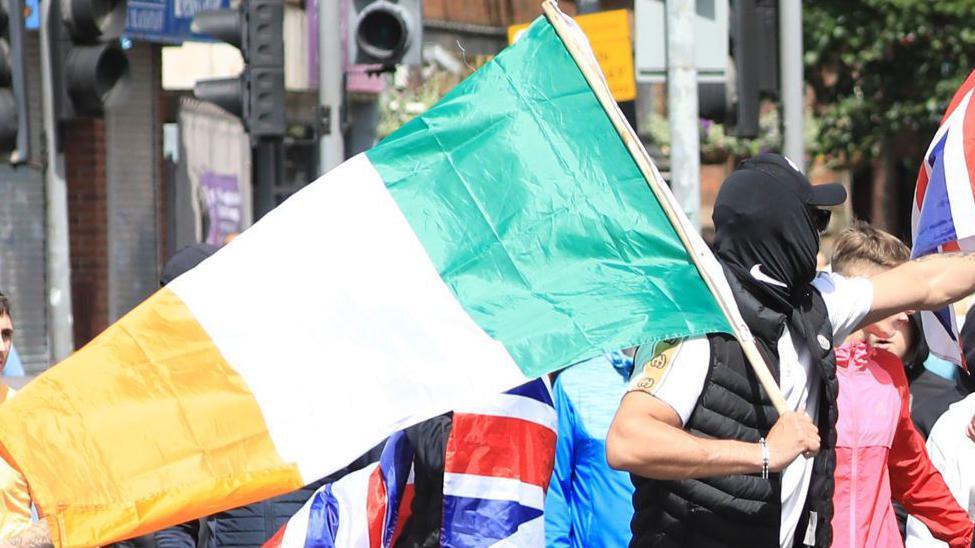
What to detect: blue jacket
<box><xmin>545</xmin><ymin>352</ymin><xmax>634</xmax><ymax>548</ymax></box>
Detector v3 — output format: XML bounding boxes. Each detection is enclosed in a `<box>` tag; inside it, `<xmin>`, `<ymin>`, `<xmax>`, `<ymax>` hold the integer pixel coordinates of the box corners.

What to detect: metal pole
<box><xmin>779</xmin><ymin>0</ymin><xmax>804</xmax><ymax>167</ymax></box>
<box><xmin>39</xmin><ymin>0</ymin><xmax>74</xmax><ymax>362</ymax></box>
<box><xmin>317</xmin><ymin>0</ymin><xmax>344</xmax><ymax>174</ymax></box>
<box><xmin>345</xmin><ymin>98</ymin><xmax>379</xmax><ymax>157</ymax></box>
<box><xmin>666</xmin><ymin>0</ymin><xmax>701</xmax><ymax>230</ymax></box>
<box><xmin>8</xmin><ymin>0</ymin><xmax>28</xmax><ymax>164</ymax></box>
<box><xmin>253</xmin><ymin>138</ymin><xmax>282</xmax><ymax>219</ymax></box>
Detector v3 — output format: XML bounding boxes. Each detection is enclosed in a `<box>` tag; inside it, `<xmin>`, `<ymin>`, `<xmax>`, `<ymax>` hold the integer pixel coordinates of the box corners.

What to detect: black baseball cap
<box><xmin>160</xmin><ymin>243</ymin><xmax>219</xmax><ymax>286</ymax></box>
<box><xmin>738</xmin><ymin>152</ymin><xmax>847</xmax><ymax>207</ymax></box>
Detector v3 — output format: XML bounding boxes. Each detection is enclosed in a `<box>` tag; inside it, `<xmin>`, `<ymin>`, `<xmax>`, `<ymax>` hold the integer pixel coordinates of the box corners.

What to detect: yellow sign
<box><xmin>508</xmin><ymin>9</ymin><xmax>636</xmax><ymax>102</ymax></box>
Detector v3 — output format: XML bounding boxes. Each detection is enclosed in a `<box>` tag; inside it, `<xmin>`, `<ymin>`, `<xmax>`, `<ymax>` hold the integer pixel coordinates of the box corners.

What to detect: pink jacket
<box><xmin>831</xmin><ymin>341</ymin><xmax>973</xmax><ymax>548</ymax></box>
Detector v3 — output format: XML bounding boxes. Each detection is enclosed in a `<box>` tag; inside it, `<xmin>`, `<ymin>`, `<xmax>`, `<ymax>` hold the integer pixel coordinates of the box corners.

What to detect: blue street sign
<box><xmin>24</xmin><ymin>0</ymin><xmax>229</xmax><ymax>43</ymax></box>
<box><xmin>126</xmin><ymin>0</ymin><xmax>230</xmax><ymax>44</ymax></box>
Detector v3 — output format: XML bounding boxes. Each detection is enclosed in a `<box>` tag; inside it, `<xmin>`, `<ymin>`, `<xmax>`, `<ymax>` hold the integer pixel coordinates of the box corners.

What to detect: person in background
<box><xmin>393</xmin><ymin>413</ymin><xmax>453</xmax><ymax>548</ymax></box>
<box><xmin>157</xmin><ymin>243</ymin><xmax>220</xmax><ymax>287</ymax></box>
<box><xmin>889</xmin><ymin>313</ymin><xmax>969</xmax><ymax>539</ymax></box>
<box><xmin>0</xmin><ymin>293</ymin><xmax>15</xmax><ymax>399</ymax></box>
<box><xmin>905</xmin><ymin>395</ymin><xmax>975</xmax><ymax>547</ymax></box>
<box><xmin>545</xmin><ymin>350</ymin><xmax>635</xmax><ymax>547</ymax></box>
<box><xmin>905</xmin><ymin>308</ymin><xmax>975</xmax><ymax>546</ymax></box>
<box><xmin>906</xmin><ymin>314</ymin><xmax>967</xmax><ymax>439</ymax></box>
<box><xmin>882</xmin><ymin>270</ymin><xmax>972</xmax><ymax>540</ymax></box>
<box><xmin>828</xmin><ymin>222</ymin><xmax>972</xmax><ymax>547</ymax></box>
<box><xmin>956</xmin><ymin>305</ymin><xmax>975</xmax><ymax>395</ymax></box>
<box><xmin>2</xmin><ymin>345</ymin><xmax>24</xmax><ymax>378</ymax></box>
<box><xmin>0</xmin><ymin>291</ymin><xmax>31</xmax><ymax>542</ymax></box>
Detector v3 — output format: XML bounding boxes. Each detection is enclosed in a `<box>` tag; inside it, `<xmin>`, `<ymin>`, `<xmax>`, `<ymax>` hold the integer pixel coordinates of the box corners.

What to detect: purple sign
<box><xmin>200</xmin><ymin>171</ymin><xmax>242</xmax><ymax>245</ymax></box>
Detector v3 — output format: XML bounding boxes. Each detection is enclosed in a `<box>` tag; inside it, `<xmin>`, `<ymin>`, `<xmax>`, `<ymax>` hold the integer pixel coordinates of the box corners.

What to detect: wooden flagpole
<box><xmin>540</xmin><ymin>0</ymin><xmax>789</xmax><ymax>414</ymax></box>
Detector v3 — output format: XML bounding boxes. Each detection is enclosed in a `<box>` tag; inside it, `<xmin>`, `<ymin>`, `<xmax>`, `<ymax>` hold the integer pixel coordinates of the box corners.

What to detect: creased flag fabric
<box><xmin>911</xmin><ymin>69</ymin><xmax>975</xmax><ymax>367</ymax></box>
<box><xmin>440</xmin><ymin>378</ymin><xmax>557</xmax><ymax>547</ymax></box>
<box><xmin>266</xmin><ymin>378</ymin><xmax>556</xmax><ymax>548</ymax></box>
<box><xmin>264</xmin><ymin>431</ymin><xmax>416</xmax><ymax>548</ymax></box>
<box><xmin>0</xmin><ymin>6</ymin><xmax>735</xmax><ymax>547</ymax></box>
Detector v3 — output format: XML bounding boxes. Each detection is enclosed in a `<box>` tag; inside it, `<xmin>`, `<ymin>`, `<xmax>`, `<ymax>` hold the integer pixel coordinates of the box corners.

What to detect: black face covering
<box><xmin>712</xmin><ymin>167</ymin><xmax>821</xmax><ymax>314</ymax></box>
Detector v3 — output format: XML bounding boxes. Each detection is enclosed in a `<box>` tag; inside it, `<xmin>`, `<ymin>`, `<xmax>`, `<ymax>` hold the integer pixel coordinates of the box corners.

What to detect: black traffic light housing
<box><xmin>193</xmin><ymin>0</ymin><xmax>284</xmax><ymax>220</ymax></box>
<box><xmin>348</xmin><ymin>0</ymin><xmax>421</xmax><ymax>67</ymax></box>
<box><xmin>49</xmin><ymin>0</ymin><xmax>131</xmax><ymax>119</ymax></box>
<box><xmin>726</xmin><ymin>0</ymin><xmax>779</xmax><ymax>138</ymax></box>
<box><xmin>192</xmin><ymin>0</ymin><xmax>285</xmax><ymax>140</ymax></box>
<box><xmin>0</xmin><ymin>0</ymin><xmax>28</xmax><ymax>162</ymax></box>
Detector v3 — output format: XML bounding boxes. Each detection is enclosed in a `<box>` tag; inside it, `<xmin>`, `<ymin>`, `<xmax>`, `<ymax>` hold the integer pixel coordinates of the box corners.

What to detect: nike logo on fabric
<box><xmin>749</xmin><ymin>264</ymin><xmax>788</xmax><ymax>288</ymax></box>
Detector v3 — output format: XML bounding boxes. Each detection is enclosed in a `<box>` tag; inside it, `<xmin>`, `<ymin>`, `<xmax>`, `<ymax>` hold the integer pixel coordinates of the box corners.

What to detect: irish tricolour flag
<box><xmin>0</xmin><ymin>4</ymin><xmax>742</xmax><ymax>546</ymax></box>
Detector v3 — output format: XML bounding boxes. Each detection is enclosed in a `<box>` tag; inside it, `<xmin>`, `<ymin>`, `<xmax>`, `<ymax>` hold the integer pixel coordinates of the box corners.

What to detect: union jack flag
<box><xmin>264</xmin><ymin>378</ymin><xmax>557</xmax><ymax>547</ymax></box>
<box><xmin>263</xmin><ymin>430</ymin><xmax>416</xmax><ymax>548</ymax></box>
<box><xmin>911</xmin><ymin>69</ymin><xmax>975</xmax><ymax>368</ymax></box>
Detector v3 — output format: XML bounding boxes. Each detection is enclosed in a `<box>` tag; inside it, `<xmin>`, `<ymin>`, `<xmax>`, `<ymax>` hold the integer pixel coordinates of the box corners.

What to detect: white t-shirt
<box><xmin>628</xmin><ymin>272</ymin><xmax>873</xmax><ymax>548</ymax></box>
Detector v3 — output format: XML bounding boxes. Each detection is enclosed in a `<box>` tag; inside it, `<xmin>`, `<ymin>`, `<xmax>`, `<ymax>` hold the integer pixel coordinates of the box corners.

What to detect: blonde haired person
<box><xmin>828</xmin><ymin>222</ymin><xmax>972</xmax><ymax>547</ymax></box>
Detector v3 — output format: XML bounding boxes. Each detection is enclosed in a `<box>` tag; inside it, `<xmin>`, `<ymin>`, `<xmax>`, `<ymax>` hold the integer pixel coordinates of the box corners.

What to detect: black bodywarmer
<box><xmin>629</xmin><ymin>274</ymin><xmax>838</xmax><ymax>548</ymax></box>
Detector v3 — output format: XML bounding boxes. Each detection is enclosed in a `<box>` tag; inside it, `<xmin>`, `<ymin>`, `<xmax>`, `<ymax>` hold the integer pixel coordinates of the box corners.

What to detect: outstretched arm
<box><xmin>866</xmin><ymin>253</ymin><xmax>975</xmax><ymax>327</ymax></box>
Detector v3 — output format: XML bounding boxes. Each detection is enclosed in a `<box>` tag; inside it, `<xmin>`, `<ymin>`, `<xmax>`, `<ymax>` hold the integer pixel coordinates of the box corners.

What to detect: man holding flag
<box><xmin>608</xmin><ymin>106</ymin><xmax>975</xmax><ymax>546</ymax></box>
<box><xmin>5</xmin><ymin>2</ymin><xmax>975</xmax><ymax>546</ymax></box>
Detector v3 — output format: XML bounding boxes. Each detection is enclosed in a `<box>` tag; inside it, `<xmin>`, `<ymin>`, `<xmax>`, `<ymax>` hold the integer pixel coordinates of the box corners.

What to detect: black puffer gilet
<box><xmin>629</xmin><ymin>272</ymin><xmax>838</xmax><ymax>548</ymax></box>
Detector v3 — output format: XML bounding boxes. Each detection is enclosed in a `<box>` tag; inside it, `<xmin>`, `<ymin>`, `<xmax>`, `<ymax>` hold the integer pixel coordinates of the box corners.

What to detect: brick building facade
<box><xmin>65</xmin><ymin>120</ymin><xmax>111</xmax><ymax>346</ymax></box>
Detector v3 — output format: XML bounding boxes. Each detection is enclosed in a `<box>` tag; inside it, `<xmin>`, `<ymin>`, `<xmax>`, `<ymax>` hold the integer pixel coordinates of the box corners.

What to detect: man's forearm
<box><xmin>869</xmin><ymin>252</ymin><xmax>975</xmax><ymax>324</ymax></box>
<box><xmin>606</xmin><ymin>416</ymin><xmax>762</xmax><ymax>480</ymax></box>
<box><xmin>915</xmin><ymin>253</ymin><xmax>975</xmax><ymax>309</ymax></box>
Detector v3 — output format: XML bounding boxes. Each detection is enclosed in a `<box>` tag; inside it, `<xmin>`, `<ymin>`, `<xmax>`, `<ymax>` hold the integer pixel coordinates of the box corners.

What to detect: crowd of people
<box><xmin>4</xmin><ymin>153</ymin><xmax>975</xmax><ymax>547</ymax></box>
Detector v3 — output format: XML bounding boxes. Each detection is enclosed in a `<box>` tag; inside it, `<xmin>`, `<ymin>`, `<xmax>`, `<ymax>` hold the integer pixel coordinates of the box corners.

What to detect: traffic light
<box><xmin>192</xmin><ymin>0</ymin><xmax>286</xmax><ymax>139</ymax></box>
<box><xmin>0</xmin><ymin>0</ymin><xmax>27</xmax><ymax>161</ymax></box>
<box><xmin>348</xmin><ymin>0</ymin><xmax>422</xmax><ymax>66</ymax></box>
<box><xmin>726</xmin><ymin>0</ymin><xmax>779</xmax><ymax>138</ymax></box>
<box><xmin>50</xmin><ymin>0</ymin><xmax>131</xmax><ymax>118</ymax></box>
<box><xmin>193</xmin><ymin>0</ymin><xmax>285</xmax><ymax>219</ymax></box>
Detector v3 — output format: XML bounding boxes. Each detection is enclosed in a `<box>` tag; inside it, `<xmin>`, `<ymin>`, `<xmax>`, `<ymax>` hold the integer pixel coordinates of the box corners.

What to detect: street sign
<box><xmin>126</xmin><ymin>0</ymin><xmax>230</xmax><ymax>44</ymax></box>
<box><xmin>28</xmin><ymin>0</ymin><xmax>228</xmax><ymax>42</ymax></box>
<box><xmin>634</xmin><ymin>0</ymin><xmax>728</xmax><ymax>83</ymax></box>
<box><xmin>24</xmin><ymin>0</ymin><xmax>38</xmax><ymax>30</ymax></box>
<box><xmin>508</xmin><ymin>9</ymin><xmax>635</xmax><ymax>102</ymax></box>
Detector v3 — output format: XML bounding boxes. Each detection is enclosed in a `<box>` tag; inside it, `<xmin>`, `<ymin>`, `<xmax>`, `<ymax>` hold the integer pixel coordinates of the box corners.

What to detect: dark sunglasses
<box><xmin>809</xmin><ymin>207</ymin><xmax>831</xmax><ymax>234</ymax></box>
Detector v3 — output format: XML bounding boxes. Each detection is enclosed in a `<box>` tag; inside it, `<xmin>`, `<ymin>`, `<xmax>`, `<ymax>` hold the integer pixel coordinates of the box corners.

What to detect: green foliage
<box><xmin>378</xmin><ymin>69</ymin><xmax>453</xmax><ymax>138</ymax></box>
<box><xmin>643</xmin><ymin>107</ymin><xmax>822</xmax><ymax>163</ymax></box>
<box><xmin>645</xmin><ymin>109</ymin><xmax>782</xmax><ymax>159</ymax></box>
<box><xmin>804</xmin><ymin>0</ymin><xmax>975</xmax><ymax>164</ymax></box>
<box><xmin>379</xmin><ymin>59</ymin><xmax>488</xmax><ymax>138</ymax></box>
